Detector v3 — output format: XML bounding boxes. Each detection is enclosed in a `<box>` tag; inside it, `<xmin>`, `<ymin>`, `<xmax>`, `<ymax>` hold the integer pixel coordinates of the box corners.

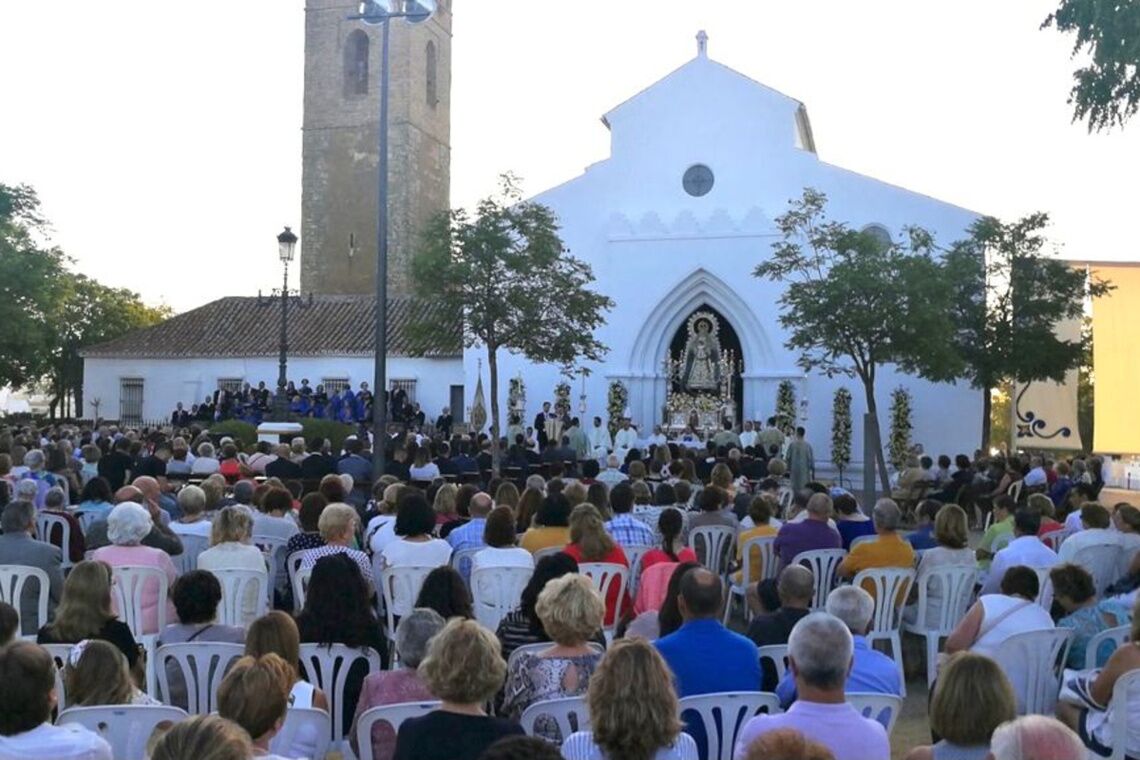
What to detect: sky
<box><xmin>1</xmin><ymin>0</ymin><xmax>1137</xmax><ymax>313</ymax></box>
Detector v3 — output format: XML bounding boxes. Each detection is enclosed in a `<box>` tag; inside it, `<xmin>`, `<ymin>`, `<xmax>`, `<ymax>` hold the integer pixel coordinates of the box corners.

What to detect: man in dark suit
<box><xmin>534</xmin><ymin>401</ymin><xmax>552</xmax><ymax>450</ymax></box>
<box><xmin>265</xmin><ymin>444</ymin><xmax>303</xmax><ymax>479</ymax></box>
<box><xmin>452</xmin><ymin>441</ymin><xmax>479</xmax><ymax>474</ymax></box>
<box><xmin>435</xmin><ymin>408</ymin><xmax>453</xmax><ymax>438</ymax></box>
<box><xmin>385</xmin><ymin>446</ymin><xmax>411</xmax><ymax>481</ymax></box>
<box><xmin>337</xmin><ymin>437</ymin><xmax>373</xmax><ymax>484</ymax></box>
<box><xmin>435</xmin><ymin>442</ymin><xmax>459</xmax><ymax>477</ymax></box>
<box><xmin>300</xmin><ymin>437</ymin><xmax>336</xmax><ymax>480</ymax></box>
<box><xmin>0</xmin><ymin>501</ymin><xmax>63</xmax><ymax>636</ymax></box>
<box><xmin>170</xmin><ymin>403</ymin><xmax>190</xmax><ymax>428</ymax></box>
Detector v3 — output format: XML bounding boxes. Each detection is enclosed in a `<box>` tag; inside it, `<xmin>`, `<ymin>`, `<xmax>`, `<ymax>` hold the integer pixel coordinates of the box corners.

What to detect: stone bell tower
<box><xmin>300</xmin><ymin>0</ymin><xmax>453</xmax><ymax>296</ymax></box>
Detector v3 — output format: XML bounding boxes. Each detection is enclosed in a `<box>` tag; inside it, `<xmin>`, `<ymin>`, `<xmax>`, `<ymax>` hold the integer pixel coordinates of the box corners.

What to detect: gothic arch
<box><xmin>629</xmin><ymin>268</ymin><xmax>775</xmax><ymax>376</ymax></box>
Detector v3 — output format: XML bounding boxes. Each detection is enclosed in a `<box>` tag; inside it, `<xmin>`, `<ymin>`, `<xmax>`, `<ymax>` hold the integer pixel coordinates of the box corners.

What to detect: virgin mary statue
<box><xmin>681</xmin><ymin>314</ymin><xmax>722</xmax><ymax>392</ymax></box>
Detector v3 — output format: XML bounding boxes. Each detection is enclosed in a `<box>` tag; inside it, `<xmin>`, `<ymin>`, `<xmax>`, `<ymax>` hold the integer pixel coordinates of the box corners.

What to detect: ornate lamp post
<box><xmin>352</xmin><ymin>0</ymin><xmax>438</xmax><ymax>476</ymax></box>
<box><xmin>258</xmin><ymin>226</ymin><xmax>310</xmax><ymax>421</ymax></box>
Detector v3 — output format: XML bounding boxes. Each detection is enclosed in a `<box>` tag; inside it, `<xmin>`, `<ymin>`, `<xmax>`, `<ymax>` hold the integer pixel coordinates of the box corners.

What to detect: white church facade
<box><xmin>465</xmin><ymin>37</ymin><xmax>983</xmax><ymax>474</ymax></box>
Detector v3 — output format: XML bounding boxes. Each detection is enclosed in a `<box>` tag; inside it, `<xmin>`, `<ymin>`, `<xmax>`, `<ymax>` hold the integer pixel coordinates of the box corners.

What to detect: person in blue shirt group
<box><xmin>654</xmin><ymin>567</ymin><xmax>761</xmax><ymax>697</ymax></box>
<box><xmin>775</xmin><ymin>585</ymin><xmax>902</xmax><ymax>708</ymax></box>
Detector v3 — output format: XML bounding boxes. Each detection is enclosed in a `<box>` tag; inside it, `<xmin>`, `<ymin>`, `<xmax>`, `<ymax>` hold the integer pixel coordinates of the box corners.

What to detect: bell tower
<box><xmin>300</xmin><ymin>0</ymin><xmax>453</xmax><ymax>295</ymax></box>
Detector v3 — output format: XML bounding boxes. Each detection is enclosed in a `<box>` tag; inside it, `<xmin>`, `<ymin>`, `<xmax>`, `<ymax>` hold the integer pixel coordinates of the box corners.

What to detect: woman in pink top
<box><xmin>91</xmin><ymin>502</ymin><xmax>177</xmax><ymax>634</ymax></box>
<box><xmin>350</xmin><ymin>608</ymin><xmax>446</xmax><ymax>760</ymax></box>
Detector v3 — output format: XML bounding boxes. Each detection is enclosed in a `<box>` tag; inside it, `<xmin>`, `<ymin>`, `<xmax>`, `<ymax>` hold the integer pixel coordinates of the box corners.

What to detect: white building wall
<box><xmin>83</xmin><ymin>355</ymin><xmax>463</xmax><ymax>423</ymax></box>
<box><xmin>462</xmin><ymin>53</ymin><xmax>984</xmax><ymax>478</ymax></box>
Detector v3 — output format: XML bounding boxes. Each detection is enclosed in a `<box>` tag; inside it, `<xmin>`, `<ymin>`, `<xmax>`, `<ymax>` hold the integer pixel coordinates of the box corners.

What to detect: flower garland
<box><xmin>607</xmin><ymin>380</ymin><xmax>628</xmax><ymax>435</ymax></box>
<box><xmin>508</xmin><ymin>376</ymin><xmax>526</xmax><ymax>411</ymax></box>
<box><xmin>888</xmin><ymin>386</ymin><xmax>913</xmax><ymax>472</ymax></box>
<box><xmin>554</xmin><ymin>381</ymin><xmax>572</xmax><ymax>414</ymax></box>
<box><xmin>776</xmin><ymin>380</ymin><xmax>797</xmax><ymax>429</ymax></box>
<box><xmin>831</xmin><ymin>387</ymin><xmax>852</xmax><ymax>477</ymax></box>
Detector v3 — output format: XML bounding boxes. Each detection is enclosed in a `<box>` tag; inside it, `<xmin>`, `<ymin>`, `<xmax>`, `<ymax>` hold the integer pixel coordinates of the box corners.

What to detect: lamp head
<box><xmin>277</xmin><ymin>226</ymin><xmax>298</xmax><ymax>263</ymax></box>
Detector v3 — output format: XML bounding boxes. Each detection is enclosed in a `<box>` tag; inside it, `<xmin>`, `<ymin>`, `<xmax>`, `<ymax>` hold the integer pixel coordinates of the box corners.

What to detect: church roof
<box><xmin>80</xmin><ymin>295</ymin><xmax>462</xmax><ymax>359</ymax></box>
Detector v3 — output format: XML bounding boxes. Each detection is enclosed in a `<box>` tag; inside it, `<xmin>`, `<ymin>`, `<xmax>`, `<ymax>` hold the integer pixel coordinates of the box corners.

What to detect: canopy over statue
<box><xmin>681</xmin><ymin>311</ymin><xmax>722</xmax><ymax>392</ymax></box>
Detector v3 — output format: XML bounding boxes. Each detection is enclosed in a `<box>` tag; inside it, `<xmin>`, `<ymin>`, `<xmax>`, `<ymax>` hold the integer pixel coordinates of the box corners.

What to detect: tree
<box><xmin>943</xmin><ymin>213</ymin><xmax>1112</xmax><ymax>449</ymax></box>
<box><xmin>1043</xmin><ymin>0</ymin><xmax>1140</xmax><ymax>131</ymax></box>
<box><xmin>754</xmin><ymin>188</ymin><xmax>961</xmax><ymax>494</ymax></box>
<box><xmin>0</xmin><ymin>183</ymin><xmax>69</xmax><ymax>389</ymax></box>
<box><xmin>410</xmin><ymin>174</ymin><xmax>613</xmax><ymax>473</ymax></box>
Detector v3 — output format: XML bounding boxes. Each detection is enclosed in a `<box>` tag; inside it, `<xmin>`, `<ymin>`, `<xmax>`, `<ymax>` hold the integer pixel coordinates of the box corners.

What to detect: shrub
<box><xmin>208</xmin><ymin>420</ymin><xmax>258</xmax><ymax>449</ymax></box>
<box><xmin>299</xmin><ymin>418</ymin><xmax>356</xmax><ymax>453</ymax></box>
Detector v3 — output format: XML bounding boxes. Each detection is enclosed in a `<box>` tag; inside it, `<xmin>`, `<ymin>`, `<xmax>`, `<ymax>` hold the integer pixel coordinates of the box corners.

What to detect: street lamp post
<box><xmin>258</xmin><ymin>225</ymin><xmax>309</xmax><ymax>422</ymax></box>
<box><xmin>354</xmin><ymin>0</ymin><xmax>438</xmax><ymax>478</ymax></box>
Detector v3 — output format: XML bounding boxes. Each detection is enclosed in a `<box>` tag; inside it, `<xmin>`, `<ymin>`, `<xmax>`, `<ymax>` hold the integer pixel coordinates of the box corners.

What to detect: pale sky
<box><xmin>1</xmin><ymin>1</ymin><xmax>1137</xmax><ymax>313</ymax></box>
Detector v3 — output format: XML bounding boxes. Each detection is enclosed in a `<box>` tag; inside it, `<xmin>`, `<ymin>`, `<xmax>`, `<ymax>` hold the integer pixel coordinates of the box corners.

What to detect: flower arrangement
<box><xmin>508</xmin><ymin>375</ymin><xmax>526</xmax><ymax>412</ymax></box>
<box><xmin>888</xmin><ymin>386</ymin><xmax>913</xmax><ymax>472</ymax></box>
<box><xmin>776</xmin><ymin>380</ymin><xmax>797</xmax><ymax>429</ymax></box>
<box><xmin>554</xmin><ymin>380</ymin><xmax>572</xmax><ymax>414</ymax></box>
<box><xmin>607</xmin><ymin>380</ymin><xmax>628</xmax><ymax>435</ymax></box>
<box><xmin>831</xmin><ymin>387</ymin><xmax>852</xmax><ymax>481</ymax></box>
<box><xmin>666</xmin><ymin>392</ymin><xmax>721</xmax><ymax>413</ymax></box>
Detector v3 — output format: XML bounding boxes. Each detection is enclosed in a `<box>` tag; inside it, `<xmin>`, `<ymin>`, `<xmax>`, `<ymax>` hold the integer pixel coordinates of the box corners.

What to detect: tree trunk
<box><xmin>980</xmin><ymin>385</ymin><xmax>992</xmax><ymax>453</ymax></box>
<box><xmin>862</xmin><ymin>379</ymin><xmax>892</xmax><ymax>495</ymax></box>
<box><xmin>488</xmin><ymin>345</ymin><xmax>501</xmax><ymax>477</ymax></box>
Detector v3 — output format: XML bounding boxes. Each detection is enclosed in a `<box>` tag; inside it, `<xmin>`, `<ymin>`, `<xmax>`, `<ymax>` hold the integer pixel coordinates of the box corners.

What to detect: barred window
<box><xmin>322</xmin><ymin>377</ymin><xmax>351</xmax><ymax>396</ymax></box>
<box><xmin>120</xmin><ymin>378</ymin><xmax>144</xmax><ymax>425</ymax></box>
<box><xmin>390</xmin><ymin>379</ymin><xmax>417</xmax><ymax>403</ymax></box>
<box><xmin>217</xmin><ymin>378</ymin><xmax>244</xmax><ymax>394</ymax></box>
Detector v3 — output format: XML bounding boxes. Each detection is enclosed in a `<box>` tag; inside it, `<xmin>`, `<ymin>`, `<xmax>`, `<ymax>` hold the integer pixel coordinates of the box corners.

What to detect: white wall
<box><xmin>462</xmin><ymin>53</ymin><xmax>984</xmax><ymax>477</ymax></box>
<box><xmin>83</xmin><ymin>355</ymin><xmax>463</xmax><ymax>423</ymax></box>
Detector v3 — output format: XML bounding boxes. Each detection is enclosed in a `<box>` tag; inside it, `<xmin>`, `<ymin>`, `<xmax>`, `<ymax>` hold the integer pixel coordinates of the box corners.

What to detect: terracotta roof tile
<box><xmin>80</xmin><ymin>295</ymin><xmax>461</xmax><ymax>359</ymax></box>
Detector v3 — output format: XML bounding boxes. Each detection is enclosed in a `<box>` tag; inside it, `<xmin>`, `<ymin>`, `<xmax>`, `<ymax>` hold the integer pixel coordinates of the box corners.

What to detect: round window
<box><xmin>682</xmin><ymin>164</ymin><xmax>715</xmax><ymax>197</ymax></box>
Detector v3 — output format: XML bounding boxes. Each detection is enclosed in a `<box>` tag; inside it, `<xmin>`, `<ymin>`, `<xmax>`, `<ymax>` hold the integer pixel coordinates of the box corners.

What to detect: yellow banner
<box><xmin>1092</xmin><ymin>264</ymin><xmax>1140</xmax><ymax>454</ymax></box>
<box><xmin>1013</xmin><ymin>316</ymin><xmax>1083</xmax><ymax>451</ymax></box>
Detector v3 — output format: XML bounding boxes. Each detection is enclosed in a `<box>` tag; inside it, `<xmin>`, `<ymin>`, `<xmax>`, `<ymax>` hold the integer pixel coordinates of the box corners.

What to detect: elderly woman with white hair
<box><xmin>171</xmin><ymin>485</ymin><xmax>213</xmax><ymax>539</ymax></box>
<box><xmin>350</xmin><ymin>608</ymin><xmax>446</xmax><ymax>760</ymax></box>
<box><xmin>91</xmin><ymin>502</ymin><xmax>177</xmax><ymax>634</ymax></box>
<box><xmin>190</xmin><ymin>442</ymin><xmax>220</xmax><ymax>475</ymax></box>
<box><xmin>196</xmin><ymin>506</ymin><xmax>269</xmax><ymax>626</ymax></box>
<box><xmin>989</xmin><ymin>716</ymin><xmax>1085</xmax><ymax>760</ymax></box>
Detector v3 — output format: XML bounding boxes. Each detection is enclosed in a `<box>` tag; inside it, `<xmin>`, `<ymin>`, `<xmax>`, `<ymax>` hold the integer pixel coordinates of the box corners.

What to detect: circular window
<box><xmin>682</xmin><ymin>164</ymin><xmax>715</xmax><ymax>197</ymax></box>
<box><xmin>862</xmin><ymin>224</ymin><xmax>893</xmax><ymax>251</ymax></box>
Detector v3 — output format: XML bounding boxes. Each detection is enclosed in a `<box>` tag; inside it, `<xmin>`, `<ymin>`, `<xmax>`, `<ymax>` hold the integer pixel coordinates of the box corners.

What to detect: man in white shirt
<box><xmin>595</xmin><ymin>455</ymin><xmax>627</xmax><ymax>489</ymax></box>
<box><xmin>1023</xmin><ymin>456</ymin><xmax>1048</xmax><ymax>488</ymax></box>
<box><xmin>739</xmin><ymin>420</ymin><xmax>758</xmax><ymax>450</ymax></box>
<box><xmin>647</xmin><ymin>425</ymin><xmax>668</xmax><ymax>449</ymax></box>
<box><xmin>587</xmin><ymin>416</ymin><xmax>612</xmax><ymax>462</ymax></box>
<box><xmin>1057</xmin><ymin>503</ymin><xmax>1117</xmax><ymax>564</ymax></box>
<box><xmin>981</xmin><ymin>509</ymin><xmax>1059</xmax><ymax>595</ymax></box>
<box><xmin>0</xmin><ymin>642</ymin><xmax>112</xmax><ymax>760</ymax></box>
<box><xmin>612</xmin><ymin>418</ymin><xmax>639</xmax><ymax>462</ymax></box>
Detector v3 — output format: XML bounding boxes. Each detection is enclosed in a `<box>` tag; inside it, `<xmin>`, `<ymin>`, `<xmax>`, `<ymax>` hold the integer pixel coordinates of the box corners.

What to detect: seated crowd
<box><xmin>0</xmin><ymin>419</ymin><xmax>1136</xmax><ymax>760</ymax></box>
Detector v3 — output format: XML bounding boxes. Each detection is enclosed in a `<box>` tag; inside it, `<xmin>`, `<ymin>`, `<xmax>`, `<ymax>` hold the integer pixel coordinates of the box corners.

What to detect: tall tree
<box><xmin>754</xmin><ymin>188</ymin><xmax>961</xmax><ymax>494</ymax></box>
<box><xmin>943</xmin><ymin>213</ymin><xmax>1112</xmax><ymax>449</ymax></box>
<box><xmin>1043</xmin><ymin>0</ymin><xmax>1140</xmax><ymax>131</ymax></box>
<box><xmin>0</xmin><ymin>183</ymin><xmax>68</xmax><ymax>389</ymax></box>
<box><xmin>410</xmin><ymin>174</ymin><xmax>613</xmax><ymax>473</ymax></box>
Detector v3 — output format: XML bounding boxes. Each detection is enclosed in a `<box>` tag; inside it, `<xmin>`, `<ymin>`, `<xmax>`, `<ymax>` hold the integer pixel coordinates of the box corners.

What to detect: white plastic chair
<box><xmin>1105</xmin><ymin>669</ymin><xmax>1140</xmax><ymax>760</ymax></box>
<box><xmin>724</xmin><ymin>536</ymin><xmax>778</xmax><ymax>624</ymax></box>
<box><xmin>852</xmin><ymin>567</ymin><xmax>916</xmax><ymax>697</ymax></box>
<box><xmin>778</xmin><ymin>488</ymin><xmax>793</xmax><ymax>513</ymax></box>
<box><xmin>992</xmin><ymin>628</ymin><xmax>1073</xmax><ymax>715</ymax></box>
<box><xmin>42</xmin><ymin>643</ymin><xmax>72</xmax><ymax>710</ymax></box>
<box><xmin>0</xmin><ymin>564</ymin><xmax>50</xmax><ymax>637</ymax></box>
<box><xmin>847</xmin><ymin>693</ymin><xmax>902</xmax><ymax>736</ymax></box>
<box><xmin>533</xmin><ymin>545</ymin><xmax>566</xmax><ymax>562</ymax></box>
<box><xmin>378</xmin><ymin>565</ymin><xmax>436</xmax><ymax>648</ymax></box>
<box><xmin>901</xmin><ymin>564</ymin><xmax>978</xmax><ymax>685</ymax></box>
<box><xmin>849</xmin><ymin>534</ymin><xmax>878</xmax><ymax>551</ymax></box>
<box><xmin>111</xmin><ymin>565</ymin><xmax>169</xmax><ymax>697</ymax></box>
<box><xmin>171</xmin><ymin>533</ymin><xmax>210</xmax><ymax>575</ymax></box>
<box><xmin>757</xmin><ymin>644</ymin><xmax>789</xmax><ymax>686</ymax></box>
<box><xmin>212</xmin><ymin>568</ymin><xmax>268</xmax><ymax>627</ymax></box>
<box><xmin>791</xmin><ymin>549</ymin><xmax>847</xmax><ymax>609</ymax></box>
<box><xmin>1007</xmin><ymin>480</ymin><xmax>1023</xmax><ymax>503</ymax></box>
<box><xmin>270</xmin><ymin>707</ymin><xmax>332</xmax><ymax>760</ymax></box>
<box><xmin>154</xmin><ymin>642</ymin><xmax>245</xmax><ymax>714</ymax></box>
<box><xmin>1072</xmin><ymin>541</ymin><xmax>1123</xmax><ymax>596</ymax></box>
<box><xmin>688</xmin><ymin>526</ymin><xmax>736</xmax><ymax>577</ymax></box>
<box><xmin>449</xmin><ymin>547</ymin><xmax>482</xmax><ymax>582</ymax></box>
<box><xmin>290</xmin><ymin>554</ymin><xmax>311</xmax><ymax>613</ymax></box>
<box><xmin>622</xmin><ymin>543</ymin><xmax>655</xmax><ymax>595</ymax></box>
<box><xmin>1085</xmin><ymin>624</ymin><xmax>1131</xmax><ymax>670</ymax></box>
<box><xmin>298</xmin><ymin>643</ymin><xmax>384</xmax><ymax>746</ymax></box>
<box><xmin>56</xmin><ymin>704</ymin><xmax>188</xmax><ymax>760</ymax></box>
<box><xmin>519</xmin><ymin>696</ymin><xmax>590</xmax><ymax>740</ymax></box>
<box><xmin>577</xmin><ymin>562</ymin><xmax>629</xmax><ymax>639</ymax></box>
<box><xmin>355</xmin><ymin>701</ymin><xmax>440</xmax><ymax>760</ymax></box>
<box><xmin>678</xmin><ymin>691</ymin><xmax>781</xmax><ymax>760</ymax></box>
<box><xmin>36</xmin><ymin>512</ymin><xmax>73</xmax><ymax>572</ymax></box>
<box><xmin>1034</xmin><ymin>568</ymin><xmax>1055</xmax><ymax>610</ymax></box>
<box><xmin>507</xmin><ymin>641</ymin><xmax>605</xmax><ymax>674</ymax></box>
<box><xmin>471</xmin><ymin>565</ymin><xmax>532</xmax><ymax>632</ymax></box>
<box><xmin>252</xmin><ymin>534</ymin><xmax>290</xmax><ymax>602</ymax></box>
<box><xmin>75</xmin><ymin>510</ymin><xmax>102</xmax><ymax>534</ymax></box>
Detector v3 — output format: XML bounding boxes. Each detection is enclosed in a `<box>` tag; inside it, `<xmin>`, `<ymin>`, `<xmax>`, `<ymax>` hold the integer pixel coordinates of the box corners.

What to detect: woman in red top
<box><xmin>560</xmin><ymin>505</ymin><xmax>629</xmax><ymax>626</ymax></box>
<box><xmin>638</xmin><ymin>508</ymin><xmax>697</xmax><ymax>574</ymax></box>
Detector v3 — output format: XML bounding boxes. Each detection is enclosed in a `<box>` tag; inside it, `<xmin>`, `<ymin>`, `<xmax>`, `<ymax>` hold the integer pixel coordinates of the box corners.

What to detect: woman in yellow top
<box><xmin>733</xmin><ymin>495</ymin><xmax>779</xmax><ymax>584</ymax></box>
<box><xmin>520</xmin><ymin>493</ymin><xmax>573</xmax><ymax>554</ymax></box>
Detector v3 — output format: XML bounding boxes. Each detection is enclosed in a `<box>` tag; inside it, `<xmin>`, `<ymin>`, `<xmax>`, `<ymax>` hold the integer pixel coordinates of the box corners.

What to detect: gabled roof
<box><xmin>80</xmin><ymin>295</ymin><xmax>462</xmax><ymax>359</ymax></box>
<box><xmin>601</xmin><ymin>53</ymin><xmax>805</xmax><ymax>130</ymax></box>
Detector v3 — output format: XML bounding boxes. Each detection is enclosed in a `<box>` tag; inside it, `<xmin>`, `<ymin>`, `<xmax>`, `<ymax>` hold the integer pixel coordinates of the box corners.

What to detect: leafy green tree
<box><xmin>410</xmin><ymin>174</ymin><xmax>613</xmax><ymax>473</ymax></box>
<box><xmin>943</xmin><ymin>213</ymin><xmax>1112</xmax><ymax>449</ymax></box>
<box><xmin>0</xmin><ymin>183</ymin><xmax>68</xmax><ymax>389</ymax></box>
<box><xmin>1043</xmin><ymin>0</ymin><xmax>1140</xmax><ymax>131</ymax></box>
<box><xmin>754</xmin><ymin>188</ymin><xmax>961</xmax><ymax>493</ymax></box>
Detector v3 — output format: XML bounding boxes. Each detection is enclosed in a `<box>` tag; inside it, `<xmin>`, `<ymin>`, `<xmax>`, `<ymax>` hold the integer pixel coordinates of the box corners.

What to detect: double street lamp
<box><xmin>352</xmin><ymin>0</ymin><xmax>438</xmax><ymax>476</ymax></box>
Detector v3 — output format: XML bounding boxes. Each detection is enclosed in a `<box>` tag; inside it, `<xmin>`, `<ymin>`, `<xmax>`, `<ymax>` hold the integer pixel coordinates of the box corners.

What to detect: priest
<box><xmin>588</xmin><ymin>416</ymin><xmax>613</xmax><ymax>461</ymax></box>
